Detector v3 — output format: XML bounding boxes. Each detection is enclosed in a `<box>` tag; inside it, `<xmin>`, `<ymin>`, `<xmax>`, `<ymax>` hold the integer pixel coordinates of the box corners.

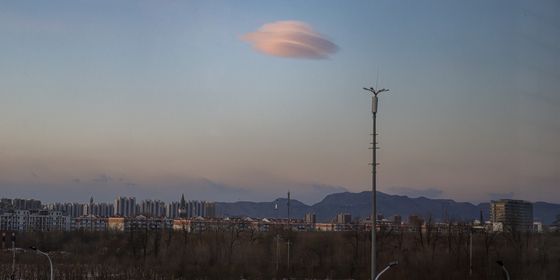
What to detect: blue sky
<box><xmin>0</xmin><ymin>0</ymin><xmax>559</xmax><ymax>204</ymax></box>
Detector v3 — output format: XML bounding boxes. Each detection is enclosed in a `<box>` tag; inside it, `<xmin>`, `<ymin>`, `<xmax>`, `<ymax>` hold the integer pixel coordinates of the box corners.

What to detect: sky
<box><xmin>0</xmin><ymin>0</ymin><xmax>559</xmax><ymax>204</ymax></box>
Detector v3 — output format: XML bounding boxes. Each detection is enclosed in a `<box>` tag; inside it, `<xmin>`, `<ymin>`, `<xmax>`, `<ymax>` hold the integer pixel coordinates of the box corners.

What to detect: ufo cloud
<box><xmin>242</xmin><ymin>20</ymin><xmax>338</xmax><ymax>59</ymax></box>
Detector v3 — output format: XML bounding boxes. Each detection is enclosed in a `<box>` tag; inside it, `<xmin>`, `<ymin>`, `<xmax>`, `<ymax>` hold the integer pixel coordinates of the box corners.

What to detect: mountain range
<box><xmin>216</xmin><ymin>191</ymin><xmax>560</xmax><ymax>225</ymax></box>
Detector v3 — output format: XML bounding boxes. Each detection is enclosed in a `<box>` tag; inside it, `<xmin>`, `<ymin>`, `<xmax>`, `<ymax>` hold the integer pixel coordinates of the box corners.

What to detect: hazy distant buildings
<box><xmin>205</xmin><ymin>202</ymin><xmax>216</xmax><ymax>218</ymax></box>
<box><xmin>178</xmin><ymin>194</ymin><xmax>188</xmax><ymax>218</ymax></box>
<box><xmin>391</xmin><ymin>215</ymin><xmax>402</xmax><ymax>225</ymax></box>
<box><xmin>114</xmin><ymin>197</ymin><xmax>137</xmax><ymax>217</ymax></box>
<box><xmin>70</xmin><ymin>202</ymin><xmax>85</xmax><ymax>217</ymax></box>
<box><xmin>47</xmin><ymin>202</ymin><xmax>84</xmax><ymax>218</ymax></box>
<box><xmin>408</xmin><ymin>215</ymin><xmax>424</xmax><ymax>227</ymax></box>
<box><xmin>305</xmin><ymin>212</ymin><xmax>316</xmax><ymax>224</ymax></box>
<box><xmin>0</xmin><ymin>198</ymin><xmax>42</xmax><ymax>211</ymax></box>
<box><xmin>182</xmin><ymin>200</ymin><xmax>216</xmax><ymax>218</ymax></box>
<box><xmin>490</xmin><ymin>199</ymin><xmax>533</xmax><ymax>232</ymax></box>
<box><xmin>84</xmin><ymin>202</ymin><xmax>114</xmax><ymax>217</ymax></box>
<box><xmin>176</xmin><ymin>194</ymin><xmax>216</xmax><ymax>218</ymax></box>
<box><xmin>166</xmin><ymin>201</ymin><xmax>181</xmax><ymax>219</ymax></box>
<box><xmin>335</xmin><ymin>213</ymin><xmax>352</xmax><ymax>224</ymax></box>
<box><xmin>109</xmin><ymin>195</ymin><xmax>216</xmax><ymax>219</ymax></box>
<box><xmin>139</xmin><ymin>199</ymin><xmax>166</xmax><ymax>218</ymax></box>
<box><xmin>14</xmin><ymin>198</ymin><xmax>42</xmax><ymax>210</ymax></box>
<box><xmin>0</xmin><ymin>198</ymin><xmax>13</xmax><ymax>209</ymax></box>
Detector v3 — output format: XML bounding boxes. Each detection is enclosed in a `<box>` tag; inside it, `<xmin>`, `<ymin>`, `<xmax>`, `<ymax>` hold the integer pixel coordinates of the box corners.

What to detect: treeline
<box><xmin>0</xmin><ymin>226</ymin><xmax>559</xmax><ymax>279</ymax></box>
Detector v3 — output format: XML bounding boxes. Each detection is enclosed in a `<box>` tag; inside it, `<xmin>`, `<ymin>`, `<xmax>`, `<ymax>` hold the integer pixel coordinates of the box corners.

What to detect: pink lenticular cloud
<box><xmin>242</xmin><ymin>20</ymin><xmax>338</xmax><ymax>59</ymax></box>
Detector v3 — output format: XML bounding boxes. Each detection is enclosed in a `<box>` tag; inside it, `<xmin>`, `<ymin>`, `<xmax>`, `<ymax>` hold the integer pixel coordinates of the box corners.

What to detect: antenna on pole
<box><xmin>375</xmin><ymin>68</ymin><xmax>379</xmax><ymax>89</ymax></box>
<box><xmin>363</xmin><ymin>85</ymin><xmax>389</xmax><ymax>280</ymax></box>
<box><xmin>287</xmin><ymin>191</ymin><xmax>291</xmax><ymax>231</ymax></box>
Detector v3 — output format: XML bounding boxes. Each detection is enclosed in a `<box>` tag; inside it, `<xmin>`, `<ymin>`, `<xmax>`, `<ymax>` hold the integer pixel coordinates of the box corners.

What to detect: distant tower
<box><xmin>287</xmin><ymin>192</ymin><xmax>291</xmax><ymax>230</ymax></box>
<box><xmin>273</xmin><ymin>199</ymin><xmax>279</xmax><ymax>219</ymax></box>
<box><xmin>363</xmin><ymin>85</ymin><xmax>389</xmax><ymax>280</ymax></box>
<box><xmin>179</xmin><ymin>194</ymin><xmax>187</xmax><ymax>218</ymax></box>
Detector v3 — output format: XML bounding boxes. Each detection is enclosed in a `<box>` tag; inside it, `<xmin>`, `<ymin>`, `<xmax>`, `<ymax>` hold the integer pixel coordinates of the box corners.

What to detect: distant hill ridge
<box><xmin>216</xmin><ymin>191</ymin><xmax>560</xmax><ymax>225</ymax></box>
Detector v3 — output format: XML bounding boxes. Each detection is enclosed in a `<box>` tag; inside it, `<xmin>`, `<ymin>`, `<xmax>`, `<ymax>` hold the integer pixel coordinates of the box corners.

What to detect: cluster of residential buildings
<box><xmin>40</xmin><ymin>195</ymin><xmax>216</xmax><ymax>219</ymax></box>
<box><xmin>0</xmin><ymin>195</ymin><xmax>216</xmax><ymax>232</ymax></box>
<box><xmin>0</xmin><ymin>197</ymin><xmax>552</xmax><ymax>233</ymax></box>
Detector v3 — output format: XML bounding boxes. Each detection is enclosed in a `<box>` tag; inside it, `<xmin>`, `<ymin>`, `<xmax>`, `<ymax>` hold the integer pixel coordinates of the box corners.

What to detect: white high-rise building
<box><xmin>166</xmin><ymin>202</ymin><xmax>181</xmax><ymax>219</ymax></box>
<box><xmin>84</xmin><ymin>203</ymin><xmax>114</xmax><ymax>217</ymax></box>
<box><xmin>47</xmin><ymin>202</ymin><xmax>84</xmax><ymax>217</ymax></box>
<box><xmin>140</xmin><ymin>200</ymin><xmax>166</xmax><ymax>218</ymax></box>
<box><xmin>170</xmin><ymin>194</ymin><xmax>216</xmax><ymax>219</ymax></box>
<box><xmin>114</xmin><ymin>197</ymin><xmax>136</xmax><ymax>217</ymax></box>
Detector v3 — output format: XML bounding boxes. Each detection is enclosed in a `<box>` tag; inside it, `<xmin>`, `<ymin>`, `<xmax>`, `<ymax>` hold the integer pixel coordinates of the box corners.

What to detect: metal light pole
<box><xmin>287</xmin><ymin>191</ymin><xmax>291</xmax><ymax>231</ymax></box>
<box><xmin>11</xmin><ymin>232</ymin><xmax>16</xmax><ymax>278</ymax></box>
<box><xmin>30</xmin><ymin>246</ymin><xmax>53</xmax><ymax>280</ymax></box>
<box><xmin>286</xmin><ymin>240</ymin><xmax>291</xmax><ymax>275</ymax></box>
<box><xmin>469</xmin><ymin>229</ymin><xmax>473</xmax><ymax>276</ymax></box>
<box><xmin>275</xmin><ymin>234</ymin><xmax>280</xmax><ymax>273</ymax></box>
<box><xmin>496</xmin><ymin>261</ymin><xmax>510</xmax><ymax>280</ymax></box>
<box><xmin>375</xmin><ymin>261</ymin><xmax>398</xmax><ymax>280</ymax></box>
<box><xmin>363</xmin><ymin>86</ymin><xmax>389</xmax><ymax>280</ymax></box>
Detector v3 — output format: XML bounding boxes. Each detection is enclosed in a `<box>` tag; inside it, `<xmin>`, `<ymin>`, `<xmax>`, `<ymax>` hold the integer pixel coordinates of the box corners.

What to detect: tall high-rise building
<box><xmin>204</xmin><ymin>202</ymin><xmax>216</xmax><ymax>218</ymax></box>
<box><xmin>391</xmin><ymin>215</ymin><xmax>402</xmax><ymax>225</ymax></box>
<box><xmin>490</xmin><ymin>199</ymin><xmax>533</xmax><ymax>232</ymax></box>
<box><xmin>408</xmin><ymin>215</ymin><xmax>424</xmax><ymax>227</ymax></box>
<box><xmin>12</xmin><ymin>198</ymin><xmax>42</xmax><ymax>210</ymax></box>
<box><xmin>84</xmin><ymin>202</ymin><xmax>114</xmax><ymax>217</ymax></box>
<box><xmin>47</xmin><ymin>202</ymin><xmax>82</xmax><ymax>217</ymax></box>
<box><xmin>49</xmin><ymin>202</ymin><xmax>84</xmax><ymax>217</ymax></box>
<box><xmin>0</xmin><ymin>199</ymin><xmax>12</xmax><ymax>210</ymax></box>
<box><xmin>114</xmin><ymin>197</ymin><xmax>136</xmax><ymax>217</ymax></box>
<box><xmin>139</xmin><ymin>200</ymin><xmax>166</xmax><ymax>218</ymax></box>
<box><xmin>166</xmin><ymin>201</ymin><xmax>181</xmax><ymax>219</ymax></box>
<box><xmin>178</xmin><ymin>194</ymin><xmax>187</xmax><ymax>218</ymax></box>
<box><xmin>172</xmin><ymin>194</ymin><xmax>216</xmax><ymax>219</ymax></box>
<box><xmin>305</xmin><ymin>212</ymin><xmax>316</xmax><ymax>224</ymax></box>
<box><xmin>335</xmin><ymin>213</ymin><xmax>352</xmax><ymax>224</ymax></box>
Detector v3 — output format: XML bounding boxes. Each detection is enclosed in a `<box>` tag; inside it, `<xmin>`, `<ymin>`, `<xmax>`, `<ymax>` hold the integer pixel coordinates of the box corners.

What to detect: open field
<box><xmin>1</xmin><ymin>228</ymin><xmax>559</xmax><ymax>279</ymax></box>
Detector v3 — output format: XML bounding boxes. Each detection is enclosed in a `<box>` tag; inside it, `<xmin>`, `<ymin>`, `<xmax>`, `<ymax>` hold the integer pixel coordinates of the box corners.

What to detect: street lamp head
<box><xmin>29</xmin><ymin>246</ymin><xmax>37</xmax><ymax>251</ymax></box>
<box><xmin>389</xmin><ymin>261</ymin><xmax>399</xmax><ymax>267</ymax></box>
<box><xmin>496</xmin><ymin>260</ymin><xmax>504</xmax><ymax>267</ymax></box>
<box><xmin>363</xmin><ymin>87</ymin><xmax>390</xmax><ymax>96</ymax></box>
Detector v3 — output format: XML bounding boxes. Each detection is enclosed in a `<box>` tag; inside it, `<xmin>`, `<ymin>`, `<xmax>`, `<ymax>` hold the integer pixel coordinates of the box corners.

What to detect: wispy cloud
<box><xmin>242</xmin><ymin>20</ymin><xmax>338</xmax><ymax>59</ymax></box>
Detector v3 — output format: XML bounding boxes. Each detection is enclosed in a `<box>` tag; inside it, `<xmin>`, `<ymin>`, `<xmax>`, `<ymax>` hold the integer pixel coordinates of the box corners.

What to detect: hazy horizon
<box><xmin>0</xmin><ymin>178</ymin><xmax>556</xmax><ymax>206</ymax></box>
<box><xmin>1</xmin><ymin>1</ymin><xmax>559</xmax><ymax>204</ymax></box>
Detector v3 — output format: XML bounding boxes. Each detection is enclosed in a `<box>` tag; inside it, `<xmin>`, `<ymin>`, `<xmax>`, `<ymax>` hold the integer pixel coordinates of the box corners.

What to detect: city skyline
<box><xmin>2</xmin><ymin>193</ymin><xmax>556</xmax><ymax>226</ymax></box>
<box><xmin>1</xmin><ymin>1</ymin><xmax>559</xmax><ymax>204</ymax></box>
